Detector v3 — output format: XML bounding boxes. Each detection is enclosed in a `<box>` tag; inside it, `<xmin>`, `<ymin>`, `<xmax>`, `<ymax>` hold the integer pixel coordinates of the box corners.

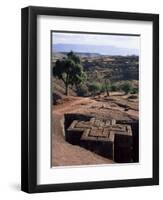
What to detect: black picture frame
<box><xmin>21</xmin><ymin>6</ymin><xmax>159</xmax><ymax>193</ymax></box>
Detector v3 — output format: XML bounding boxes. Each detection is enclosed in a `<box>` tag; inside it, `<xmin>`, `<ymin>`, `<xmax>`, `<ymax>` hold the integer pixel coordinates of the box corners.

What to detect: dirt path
<box><xmin>53</xmin><ymin>97</ymin><xmax>95</xmax><ymax>114</ymax></box>
<box><xmin>54</xmin><ymin>96</ymin><xmax>138</xmax><ymax>119</ymax></box>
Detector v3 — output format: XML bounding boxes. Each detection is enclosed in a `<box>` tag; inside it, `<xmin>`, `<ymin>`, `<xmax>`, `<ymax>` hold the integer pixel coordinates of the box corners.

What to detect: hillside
<box><xmin>52</xmin><ymin>52</ymin><xmax>139</xmax><ymax>98</ymax></box>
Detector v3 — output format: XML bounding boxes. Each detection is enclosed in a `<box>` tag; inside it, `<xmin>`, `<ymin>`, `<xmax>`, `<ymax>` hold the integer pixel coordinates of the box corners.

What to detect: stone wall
<box><xmin>64</xmin><ymin>113</ymin><xmax>92</xmax><ymax>144</ymax></box>
<box><xmin>116</xmin><ymin>120</ymin><xmax>139</xmax><ymax>162</ymax></box>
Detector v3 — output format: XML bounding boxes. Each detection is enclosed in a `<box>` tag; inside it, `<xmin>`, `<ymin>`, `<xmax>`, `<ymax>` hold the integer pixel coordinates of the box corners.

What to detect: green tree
<box><xmin>53</xmin><ymin>51</ymin><xmax>86</xmax><ymax>95</ymax></box>
<box><xmin>120</xmin><ymin>82</ymin><xmax>132</xmax><ymax>94</ymax></box>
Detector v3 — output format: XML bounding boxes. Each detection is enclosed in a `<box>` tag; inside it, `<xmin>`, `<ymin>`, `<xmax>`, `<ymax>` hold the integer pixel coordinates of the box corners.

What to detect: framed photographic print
<box><xmin>21</xmin><ymin>6</ymin><xmax>159</xmax><ymax>193</ymax></box>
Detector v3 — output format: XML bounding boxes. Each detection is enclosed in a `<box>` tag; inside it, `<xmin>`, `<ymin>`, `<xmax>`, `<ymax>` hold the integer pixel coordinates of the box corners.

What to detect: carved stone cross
<box><xmin>66</xmin><ymin>118</ymin><xmax>133</xmax><ymax>163</ymax></box>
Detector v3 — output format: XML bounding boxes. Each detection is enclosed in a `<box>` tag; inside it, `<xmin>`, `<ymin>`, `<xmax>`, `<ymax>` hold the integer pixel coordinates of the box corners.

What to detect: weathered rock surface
<box><xmin>65</xmin><ymin>114</ymin><xmax>137</xmax><ymax>163</ymax></box>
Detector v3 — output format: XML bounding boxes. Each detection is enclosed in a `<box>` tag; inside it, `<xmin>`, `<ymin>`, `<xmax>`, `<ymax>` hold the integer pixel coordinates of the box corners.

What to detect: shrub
<box><xmin>120</xmin><ymin>82</ymin><xmax>132</xmax><ymax>94</ymax></box>
<box><xmin>76</xmin><ymin>84</ymin><xmax>89</xmax><ymax>97</ymax></box>
<box><xmin>88</xmin><ymin>82</ymin><xmax>101</xmax><ymax>95</ymax></box>
<box><xmin>100</xmin><ymin>84</ymin><xmax>106</xmax><ymax>93</ymax></box>
<box><xmin>110</xmin><ymin>83</ymin><xmax>119</xmax><ymax>92</ymax></box>
<box><xmin>100</xmin><ymin>81</ymin><xmax>121</xmax><ymax>95</ymax></box>
<box><xmin>131</xmin><ymin>87</ymin><xmax>139</xmax><ymax>94</ymax></box>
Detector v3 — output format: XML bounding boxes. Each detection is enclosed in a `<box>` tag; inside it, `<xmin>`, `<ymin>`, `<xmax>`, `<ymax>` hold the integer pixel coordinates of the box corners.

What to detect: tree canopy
<box><xmin>53</xmin><ymin>51</ymin><xmax>86</xmax><ymax>95</ymax></box>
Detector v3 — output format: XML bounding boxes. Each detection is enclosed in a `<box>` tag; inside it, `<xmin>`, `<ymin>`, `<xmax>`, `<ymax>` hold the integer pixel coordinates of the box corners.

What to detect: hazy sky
<box><xmin>52</xmin><ymin>32</ymin><xmax>140</xmax><ymax>55</ymax></box>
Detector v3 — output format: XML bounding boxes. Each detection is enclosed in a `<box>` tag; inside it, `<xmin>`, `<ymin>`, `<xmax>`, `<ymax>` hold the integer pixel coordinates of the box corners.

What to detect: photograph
<box><xmin>51</xmin><ymin>31</ymin><xmax>139</xmax><ymax>167</ymax></box>
<box><xmin>21</xmin><ymin>6</ymin><xmax>159</xmax><ymax>193</ymax></box>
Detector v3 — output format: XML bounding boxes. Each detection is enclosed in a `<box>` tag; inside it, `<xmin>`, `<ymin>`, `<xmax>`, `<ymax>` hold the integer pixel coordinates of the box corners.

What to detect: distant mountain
<box><xmin>58</xmin><ymin>52</ymin><xmax>101</xmax><ymax>57</ymax></box>
<box><xmin>52</xmin><ymin>43</ymin><xmax>139</xmax><ymax>56</ymax></box>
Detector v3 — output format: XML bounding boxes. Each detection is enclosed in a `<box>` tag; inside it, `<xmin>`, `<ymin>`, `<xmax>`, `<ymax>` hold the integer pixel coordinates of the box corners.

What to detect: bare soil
<box><xmin>52</xmin><ymin>93</ymin><xmax>138</xmax><ymax>167</ymax></box>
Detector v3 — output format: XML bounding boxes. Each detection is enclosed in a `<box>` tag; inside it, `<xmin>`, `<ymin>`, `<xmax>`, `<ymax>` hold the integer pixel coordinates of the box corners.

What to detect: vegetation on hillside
<box><xmin>53</xmin><ymin>51</ymin><xmax>139</xmax><ymax>98</ymax></box>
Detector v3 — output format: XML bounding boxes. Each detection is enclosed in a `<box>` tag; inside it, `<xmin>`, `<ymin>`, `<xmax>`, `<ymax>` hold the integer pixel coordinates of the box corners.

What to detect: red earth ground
<box><xmin>52</xmin><ymin>93</ymin><xmax>138</xmax><ymax>167</ymax></box>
